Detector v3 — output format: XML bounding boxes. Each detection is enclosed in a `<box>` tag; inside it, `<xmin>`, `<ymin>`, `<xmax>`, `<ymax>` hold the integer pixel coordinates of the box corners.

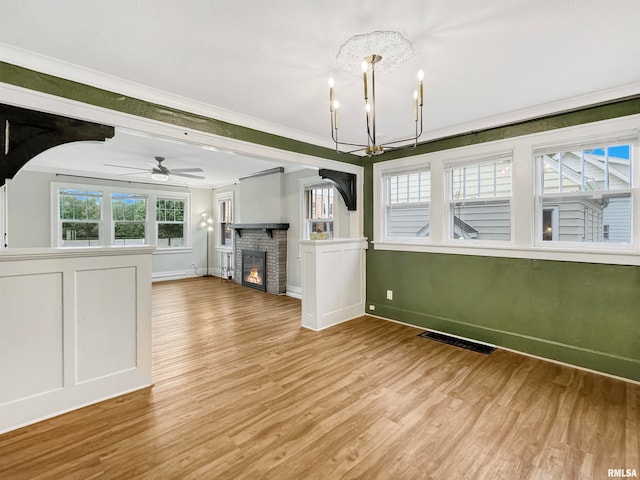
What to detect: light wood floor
<box><xmin>0</xmin><ymin>278</ymin><xmax>638</xmax><ymax>479</ymax></box>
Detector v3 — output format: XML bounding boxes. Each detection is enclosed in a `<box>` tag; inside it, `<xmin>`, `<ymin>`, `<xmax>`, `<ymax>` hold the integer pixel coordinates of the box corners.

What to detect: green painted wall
<box><xmin>364</xmin><ymin>99</ymin><xmax>640</xmax><ymax>382</ymax></box>
<box><xmin>365</xmin><ymin>246</ymin><xmax>640</xmax><ymax>381</ymax></box>
<box><xmin>3</xmin><ymin>60</ymin><xmax>639</xmax><ymax>382</ymax></box>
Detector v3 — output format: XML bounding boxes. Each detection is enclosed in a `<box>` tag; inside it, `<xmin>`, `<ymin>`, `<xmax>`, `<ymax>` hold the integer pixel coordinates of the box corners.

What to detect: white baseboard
<box><xmin>286</xmin><ymin>284</ymin><xmax>302</xmax><ymax>299</ymax></box>
<box><xmin>366</xmin><ymin>312</ymin><xmax>640</xmax><ymax>386</ymax></box>
<box><xmin>152</xmin><ymin>269</ymin><xmax>199</xmax><ymax>282</ymax></box>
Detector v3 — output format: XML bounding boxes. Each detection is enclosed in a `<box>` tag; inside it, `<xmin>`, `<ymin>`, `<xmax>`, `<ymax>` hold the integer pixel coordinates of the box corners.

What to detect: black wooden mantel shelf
<box><xmin>229</xmin><ymin>223</ymin><xmax>290</xmax><ymax>238</ymax></box>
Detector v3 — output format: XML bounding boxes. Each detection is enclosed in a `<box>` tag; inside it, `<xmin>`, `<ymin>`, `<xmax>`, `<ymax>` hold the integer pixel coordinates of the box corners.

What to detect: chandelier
<box><xmin>328</xmin><ymin>31</ymin><xmax>424</xmax><ymax>156</ymax></box>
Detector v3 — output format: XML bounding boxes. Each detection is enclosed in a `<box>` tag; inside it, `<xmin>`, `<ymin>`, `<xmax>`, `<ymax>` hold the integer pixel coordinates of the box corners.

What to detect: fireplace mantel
<box><xmin>229</xmin><ymin>223</ymin><xmax>290</xmax><ymax>238</ymax></box>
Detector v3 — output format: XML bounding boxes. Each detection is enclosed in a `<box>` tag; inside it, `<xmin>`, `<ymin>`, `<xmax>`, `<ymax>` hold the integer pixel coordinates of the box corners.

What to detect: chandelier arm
<box><xmin>338</xmin><ymin>145</ymin><xmax>370</xmax><ymax>155</ymax></box>
<box><xmin>379</xmin><ymin>137</ymin><xmax>421</xmax><ymax>147</ymax></box>
<box><xmin>375</xmin><ymin>105</ymin><xmax>425</xmax><ymax>148</ymax></box>
<box><xmin>335</xmin><ymin>140</ymin><xmax>370</xmax><ymax>149</ymax></box>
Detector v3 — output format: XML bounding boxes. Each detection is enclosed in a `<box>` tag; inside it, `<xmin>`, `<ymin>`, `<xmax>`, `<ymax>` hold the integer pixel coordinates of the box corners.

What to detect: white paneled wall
<box><xmin>0</xmin><ymin>246</ymin><xmax>153</xmax><ymax>433</ymax></box>
<box><xmin>300</xmin><ymin>238</ymin><xmax>367</xmax><ymax>331</ymax></box>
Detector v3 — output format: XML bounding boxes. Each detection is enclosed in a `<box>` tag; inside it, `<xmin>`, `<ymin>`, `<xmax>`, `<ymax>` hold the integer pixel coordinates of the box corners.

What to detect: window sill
<box><xmin>372</xmin><ymin>240</ymin><xmax>640</xmax><ymax>266</ymax></box>
<box><xmin>153</xmin><ymin>247</ymin><xmax>193</xmax><ymax>255</ymax></box>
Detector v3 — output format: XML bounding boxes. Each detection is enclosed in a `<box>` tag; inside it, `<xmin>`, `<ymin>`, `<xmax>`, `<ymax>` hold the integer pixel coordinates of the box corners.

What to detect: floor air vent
<box><xmin>418</xmin><ymin>331</ymin><xmax>496</xmax><ymax>355</ymax></box>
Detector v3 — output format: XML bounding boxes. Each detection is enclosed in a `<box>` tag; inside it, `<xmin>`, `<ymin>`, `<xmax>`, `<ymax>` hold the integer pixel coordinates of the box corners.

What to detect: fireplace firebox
<box><xmin>241</xmin><ymin>250</ymin><xmax>266</xmax><ymax>292</ymax></box>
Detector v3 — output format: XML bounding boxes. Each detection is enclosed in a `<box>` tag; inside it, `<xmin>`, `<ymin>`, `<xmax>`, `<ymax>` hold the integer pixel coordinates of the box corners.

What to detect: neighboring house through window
<box><xmin>383</xmin><ymin>167</ymin><xmax>430</xmax><ymax>239</ymax></box>
<box><xmin>536</xmin><ymin>141</ymin><xmax>633</xmax><ymax>244</ymax></box>
<box><xmin>447</xmin><ymin>154</ymin><xmax>512</xmax><ymax>241</ymax></box>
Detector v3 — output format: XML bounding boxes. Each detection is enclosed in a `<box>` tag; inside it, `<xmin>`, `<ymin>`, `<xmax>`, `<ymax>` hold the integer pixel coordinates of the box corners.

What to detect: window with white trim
<box><xmin>304</xmin><ymin>183</ymin><xmax>334</xmax><ymax>240</ymax></box>
<box><xmin>58</xmin><ymin>189</ymin><xmax>102</xmax><ymax>246</ymax></box>
<box><xmin>536</xmin><ymin>141</ymin><xmax>634</xmax><ymax>245</ymax></box>
<box><xmin>383</xmin><ymin>167</ymin><xmax>430</xmax><ymax>238</ymax></box>
<box><xmin>218</xmin><ymin>195</ymin><xmax>233</xmax><ymax>247</ymax></box>
<box><xmin>372</xmin><ymin>116</ymin><xmax>640</xmax><ymax>265</ymax></box>
<box><xmin>112</xmin><ymin>193</ymin><xmax>148</xmax><ymax>246</ymax></box>
<box><xmin>447</xmin><ymin>154</ymin><xmax>512</xmax><ymax>241</ymax></box>
<box><xmin>156</xmin><ymin>197</ymin><xmax>186</xmax><ymax>248</ymax></box>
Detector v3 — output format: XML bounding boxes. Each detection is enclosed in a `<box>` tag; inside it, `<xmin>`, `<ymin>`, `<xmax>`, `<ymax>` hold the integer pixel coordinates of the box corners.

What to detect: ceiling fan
<box><xmin>105</xmin><ymin>156</ymin><xmax>205</xmax><ymax>181</ymax></box>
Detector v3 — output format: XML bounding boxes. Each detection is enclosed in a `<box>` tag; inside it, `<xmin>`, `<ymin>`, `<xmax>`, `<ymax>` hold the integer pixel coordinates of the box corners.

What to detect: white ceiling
<box><xmin>2</xmin><ymin>0</ymin><xmax>640</xmax><ymax>185</ymax></box>
<box><xmin>21</xmin><ymin>128</ymin><xmax>302</xmax><ymax>188</ymax></box>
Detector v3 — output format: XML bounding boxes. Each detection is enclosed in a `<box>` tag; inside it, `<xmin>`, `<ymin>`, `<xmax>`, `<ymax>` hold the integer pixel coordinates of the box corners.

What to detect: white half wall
<box><xmin>0</xmin><ymin>246</ymin><xmax>154</xmax><ymax>433</ymax></box>
<box><xmin>301</xmin><ymin>238</ymin><xmax>367</xmax><ymax>330</ymax></box>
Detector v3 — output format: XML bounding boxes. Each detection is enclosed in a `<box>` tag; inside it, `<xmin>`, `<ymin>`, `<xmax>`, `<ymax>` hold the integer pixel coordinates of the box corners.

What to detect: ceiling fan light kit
<box><xmin>150</xmin><ymin>172</ymin><xmax>169</xmax><ymax>181</ymax></box>
<box><xmin>328</xmin><ymin>30</ymin><xmax>424</xmax><ymax>156</ymax></box>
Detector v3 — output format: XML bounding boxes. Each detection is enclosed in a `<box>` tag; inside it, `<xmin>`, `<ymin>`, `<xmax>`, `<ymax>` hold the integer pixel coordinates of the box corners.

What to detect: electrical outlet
<box><xmin>369</xmin><ymin>305</ymin><xmax>376</xmax><ymax>311</ymax></box>
<box><xmin>386</xmin><ymin>290</ymin><xmax>393</xmax><ymax>300</ymax></box>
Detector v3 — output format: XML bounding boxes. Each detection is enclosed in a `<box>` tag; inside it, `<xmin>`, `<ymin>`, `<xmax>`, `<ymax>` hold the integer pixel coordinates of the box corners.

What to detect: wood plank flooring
<box><xmin>0</xmin><ymin>277</ymin><xmax>638</xmax><ymax>479</ymax></box>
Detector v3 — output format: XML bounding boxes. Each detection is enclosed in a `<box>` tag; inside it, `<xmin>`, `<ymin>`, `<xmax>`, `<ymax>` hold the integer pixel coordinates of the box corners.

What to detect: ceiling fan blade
<box><xmin>170</xmin><ymin>167</ymin><xmax>204</xmax><ymax>173</ymax></box>
<box><xmin>118</xmin><ymin>171</ymin><xmax>149</xmax><ymax>176</ymax></box>
<box><xmin>104</xmin><ymin>163</ymin><xmax>151</xmax><ymax>171</ymax></box>
<box><xmin>171</xmin><ymin>172</ymin><xmax>206</xmax><ymax>180</ymax></box>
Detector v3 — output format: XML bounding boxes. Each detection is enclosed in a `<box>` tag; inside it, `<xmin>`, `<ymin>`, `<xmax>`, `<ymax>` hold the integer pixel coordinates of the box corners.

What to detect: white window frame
<box><xmin>111</xmin><ymin>192</ymin><xmax>149</xmax><ymax>246</ymax></box>
<box><xmin>533</xmin><ymin>137</ymin><xmax>636</xmax><ymax>251</ymax></box>
<box><xmin>381</xmin><ymin>165</ymin><xmax>431</xmax><ymax>243</ymax></box>
<box><xmin>216</xmin><ymin>191</ymin><xmax>234</xmax><ymax>250</ymax></box>
<box><xmin>445</xmin><ymin>152</ymin><xmax>513</xmax><ymax>245</ymax></box>
<box><xmin>51</xmin><ymin>182</ymin><xmax>191</xmax><ymax>251</ymax></box>
<box><xmin>300</xmin><ymin>176</ymin><xmax>337</xmax><ymax>240</ymax></box>
<box><xmin>155</xmin><ymin>194</ymin><xmax>191</xmax><ymax>250</ymax></box>
<box><xmin>55</xmin><ymin>187</ymin><xmax>105</xmax><ymax>247</ymax></box>
<box><xmin>373</xmin><ymin>114</ymin><xmax>640</xmax><ymax>266</ymax></box>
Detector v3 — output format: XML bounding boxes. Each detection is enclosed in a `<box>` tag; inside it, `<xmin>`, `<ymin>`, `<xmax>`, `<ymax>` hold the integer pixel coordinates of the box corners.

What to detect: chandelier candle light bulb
<box><xmin>362</xmin><ymin>60</ymin><xmax>369</xmax><ymax>101</ymax></box>
<box><xmin>328</xmin><ymin>77</ymin><xmax>335</xmax><ymax>111</ymax></box>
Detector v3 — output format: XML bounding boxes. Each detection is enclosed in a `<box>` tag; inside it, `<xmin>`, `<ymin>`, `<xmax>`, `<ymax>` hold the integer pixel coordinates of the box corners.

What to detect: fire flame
<box><xmin>246</xmin><ymin>267</ymin><xmax>262</xmax><ymax>284</ymax></box>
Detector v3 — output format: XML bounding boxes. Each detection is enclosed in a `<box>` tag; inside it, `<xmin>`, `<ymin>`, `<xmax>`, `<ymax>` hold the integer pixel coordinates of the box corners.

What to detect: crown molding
<box><xmin>3</xmin><ymin>43</ymin><xmax>640</xmax><ymax>160</ymax></box>
<box><xmin>419</xmin><ymin>82</ymin><xmax>640</xmax><ymax>144</ymax></box>
<box><xmin>0</xmin><ymin>43</ymin><xmax>335</xmax><ymax>150</ymax></box>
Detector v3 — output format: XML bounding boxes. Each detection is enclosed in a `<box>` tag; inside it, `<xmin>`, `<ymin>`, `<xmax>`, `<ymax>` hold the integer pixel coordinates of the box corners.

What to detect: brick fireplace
<box><xmin>229</xmin><ymin>223</ymin><xmax>289</xmax><ymax>295</ymax></box>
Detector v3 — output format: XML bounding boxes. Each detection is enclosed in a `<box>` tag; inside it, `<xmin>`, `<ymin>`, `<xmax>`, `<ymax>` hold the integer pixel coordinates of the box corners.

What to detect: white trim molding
<box><xmin>373</xmin><ymin>113</ymin><xmax>640</xmax><ymax>266</ymax></box>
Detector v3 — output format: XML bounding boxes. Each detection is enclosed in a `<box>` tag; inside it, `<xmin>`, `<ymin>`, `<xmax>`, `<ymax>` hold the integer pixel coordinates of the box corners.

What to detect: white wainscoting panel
<box><xmin>76</xmin><ymin>267</ymin><xmax>137</xmax><ymax>383</ymax></box>
<box><xmin>0</xmin><ymin>246</ymin><xmax>154</xmax><ymax>434</ymax></box>
<box><xmin>300</xmin><ymin>238</ymin><xmax>367</xmax><ymax>331</ymax></box>
<box><xmin>0</xmin><ymin>273</ymin><xmax>63</xmax><ymax>405</ymax></box>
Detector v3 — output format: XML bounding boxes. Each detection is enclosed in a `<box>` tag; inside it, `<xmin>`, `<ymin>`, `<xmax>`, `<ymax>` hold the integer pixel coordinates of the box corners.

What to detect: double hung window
<box><xmin>447</xmin><ymin>155</ymin><xmax>512</xmax><ymax>241</ymax></box>
<box><xmin>536</xmin><ymin>141</ymin><xmax>633</xmax><ymax>245</ymax></box>
<box><xmin>383</xmin><ymin>167</ymin><xmax>431</xmax><ymax>239</ymax></box>
<box><xmin>219</xmin><ymin>197</ymin><xmax>233</xmax><ymax>247</ymax></box>
<box><xmin>156</xmin><ymin>198</ymin><xmax>186</xmax><ymax>247</ymax></box>
<box><xmin>305</xmin><ymin>184</ymin><xmax>334</xmax><ymax>239</ymax></box>
<box><xmin>112</xmin><ymin>193</ymin><xmax>147</xmax><ymax>245</ymax></box>
<box><xmin>59</xmin><ymin>189</ymin><xmax>102</xmax><ymax>246</ymax></box>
